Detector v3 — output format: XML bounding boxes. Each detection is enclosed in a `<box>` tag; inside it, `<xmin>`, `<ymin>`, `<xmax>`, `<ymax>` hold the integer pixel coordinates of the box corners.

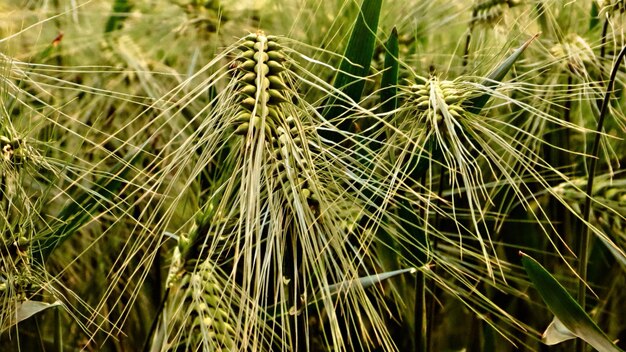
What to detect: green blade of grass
<box><xmin>520</xmin><ymin>252</ymin><xmax>624</xmax><ymax>352</ymax></box>
<box><xmin>366</xmin><ymin>26</ymin><xmax>399</xmax><ymax>152</ymax></box>
<box><xmin>305</xmin><ymin>268</ymin><xmax>417</xmax><ymax>314</ymax></box>
<box><xmin>380</xmin><ymin>26</ymin><xmax>399</xmax><ymax>116</ymax></box>
<box><xmin>321</xmin><ymin>0</ymin><xmax>382</xmax><ymax>143</ymax></box>
<box><xmin>366</xmin><ymin>27</ymin><xmax>400</xmax><ymax>273</ymax></box>
<box><xmin>466</xmin><ymin>34</ymin><xmax>539</xmax><ymax>114</ymax></box>
<box><xmin>268</xmin><ymin>268</ymin><xmax>416</xmax><ymax>318</ymax></box>
<box><xmin>105</xmin><ymin>0</ymin><xmax>133</xmax><ymax>34</ymax></box>
<box><xmin>322</xmin><ymin>268</ymin><xmax>416</xmax><ymax>296</ymax></box>
<box><xmin>34</xmin><ymin>144</ymin><xmax>145</xmax><ymax>262</ymax></box>
<box><xmin>332</xmin><ymin>0</ymin><xmax>382</xmax><ymax>106</ymax></box>
<box><xmin>589</xmin><ymin>1</ymin><xmax>600</xmax><ymax>31</ymax></box>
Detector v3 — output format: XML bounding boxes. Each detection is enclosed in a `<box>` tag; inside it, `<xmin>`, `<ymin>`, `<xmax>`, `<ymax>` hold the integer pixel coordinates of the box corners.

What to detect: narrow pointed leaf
<box><xmin>105</xmin><ymin>0</ymin><xmax>133</xmax><ymax>33</ymax></box>
<box><xmin>589</xmin><ymin>1</ymin><xmax>600</xmax><ymax>31</ymax></box>
<box><xmin>271</xmin><ymin>268</ymin><xmax>417</xmax><ymax>318</ymax></box>
<box><xmin>466</xmin><ymin>34</ymin><xmax>539</xmax><ymax>114</ymax></box>
<box><xmin>366</xmin><ymin>26</ymin><xmax>400</xmax><ymax>152</ymax></box>
<box><xmin>380</xmin><ymin>27</ymin><xmax>399</xmax><ymax>115</ymax></box>
<box><xmin>321</xmin><ymin>0</ymin><xmax>382</xmax><ymax>142</ymax></box>
<box><xmin>367</xmin><ymin>28</ymin><xmax>401</xmax><ymax>273</ymax></box>
<box><xmin>323</xmin><ymin>268</ymin><xmax>417</xmax><ymax>296</ymax></box>
<box><xmin>331</xmin><ymin>0</ymin><xmax>382</xmax><ymax>106</ymax></box>
<box><xmin>521</xmin><ymin>252</ymin><xmax>623</xmax><ymax>352</ymax></box>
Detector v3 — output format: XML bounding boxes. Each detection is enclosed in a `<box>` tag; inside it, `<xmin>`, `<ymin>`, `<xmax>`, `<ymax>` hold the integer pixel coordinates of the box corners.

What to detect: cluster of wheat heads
<box><xmin>1</xmin><ymin>0</ymin><xmax>626</xmax><ymax>351</ymax></box>
<box><xmin>141</xmin><ymin>30</ymin><xmax>406</xmax><ymax>351</ymax></box>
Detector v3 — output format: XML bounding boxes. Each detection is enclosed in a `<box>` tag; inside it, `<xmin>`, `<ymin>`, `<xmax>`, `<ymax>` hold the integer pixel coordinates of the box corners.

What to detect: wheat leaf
<box><xmin>521</xmin><ymin>252</ymin><xmax>623</xmax><ymax>352</ymax></box>
<box><xmin>321</xmin><ymin>0</ymin><xmax>382</xmax><ymax>142</ymax></box>
<box><xmin>466</xmin><ymin>34</ymin><xmax>539</xmax><ymax>114</ymax></box>
<box><xmin>105</xmin><ymin>0</ymin><xmax>133</xmax><ymax>33</ymax></box>
<box><xmin>380</xmin><ymin>26</ymin><xmax>399</xmax><ymax>115</ymax></box>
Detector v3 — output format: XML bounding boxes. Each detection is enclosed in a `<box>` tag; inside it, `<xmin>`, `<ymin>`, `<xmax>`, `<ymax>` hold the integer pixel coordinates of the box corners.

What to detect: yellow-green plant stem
<box><xmin>415</xmin><ymin>271</ymin><xmax>427</xmax><ymax>352</ymax></box>
<box><xmin>426</xmin><ymin>166</ymin><xmax>446</xmax><ymax>352</ymax></box>
<box><xmin>576</xmin><ymin>44</ymin><xmax>626</xmax><ymax>352</ymax></box>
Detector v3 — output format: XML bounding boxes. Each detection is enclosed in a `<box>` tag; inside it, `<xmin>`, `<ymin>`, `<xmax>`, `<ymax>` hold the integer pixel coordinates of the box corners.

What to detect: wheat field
<box><xmin>0</xmin><ymin>1</ymin><xmax>625</xmax><ymax>351</ymax></box>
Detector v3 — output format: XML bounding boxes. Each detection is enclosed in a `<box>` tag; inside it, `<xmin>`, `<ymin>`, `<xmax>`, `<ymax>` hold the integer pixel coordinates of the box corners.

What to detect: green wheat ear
<box><xmin>0</xmin><ymin>128</ymin><xmax>56</xmax><ymax>331</ymax></box>
<box><xmin>156</xmin><ymin>31</ymin><xmax>305</xmax><ymax>351</ymax></box>
<box><xmin>232</xmin><ymin>31</ymin><xmax>288</xmax><ymax>138</ymax></box>
<box><xmin>409</xmin><ymin>78</ymin><xmax>472</xmax><ymax>127</ymax></box>
<box><xmin>231</xmin><ymin>31</ymin><xmax>318</xmax><ymax>204</ymax></box>
<box><xmin>173</xmin><ymin>31</ymin><xmax>296</xmax><ymax>273</ymax></box>
<box><xmin>549</xmin><ymin>34</ymin><xmax>598</xmax><ymax>75</ymax></box>
<box><xmin>163</xmin><ymin>253</ymin><xmax>236</xmax><ymax>351</ymax></box>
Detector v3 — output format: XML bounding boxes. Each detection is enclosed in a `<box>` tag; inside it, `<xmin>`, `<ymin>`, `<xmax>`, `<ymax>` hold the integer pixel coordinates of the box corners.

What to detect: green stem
<box><xmin>562</xmin><ymin>75</ymin><xmax>572</xmax><ymax>173</ymax></box>
<box><xmin>54</xmin><ymin>306</ymin><xmax>63</xmax><ymax>352</ymax></box>
<box><xmin>595</xmin><ymin>18</ymin><xmax>609</xmax><ymax>112</ymax></box>
<box><xmin>461</xmin><ymin>6</ymin><xmax>477</xmax><ymax>69</ymax></box>
<box><xmin>462</xmin><ymin>31</ymin><xmax>472</xmax><ymax>68</ymax></box>
<box><xmin>415</xmin><ymin>271</ymin><xmax>427</xmax><ymax>352</ymax></box>
<box><xmin>141</xmin><ymin>288</ymin><xmax>170</xmax><ymax>352</ymax></box>
<box><xmin>600</xmin><ymin>20</ymin><xmax>609</xmax><ymax>60</ymax></box>
<box><xmin>576</xmin><ymin>44</ymin><xmax>626</xmax><ymax>352</ymax></box>
<box><xmin>559</xmin><ymin>75</ymin><xmax>574</xmax><ymax>250</ymax></box>
<box><xmin>425</xmin><ymin>164</ymin><xmax>446</xmax><ymax>352</ymax></box>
